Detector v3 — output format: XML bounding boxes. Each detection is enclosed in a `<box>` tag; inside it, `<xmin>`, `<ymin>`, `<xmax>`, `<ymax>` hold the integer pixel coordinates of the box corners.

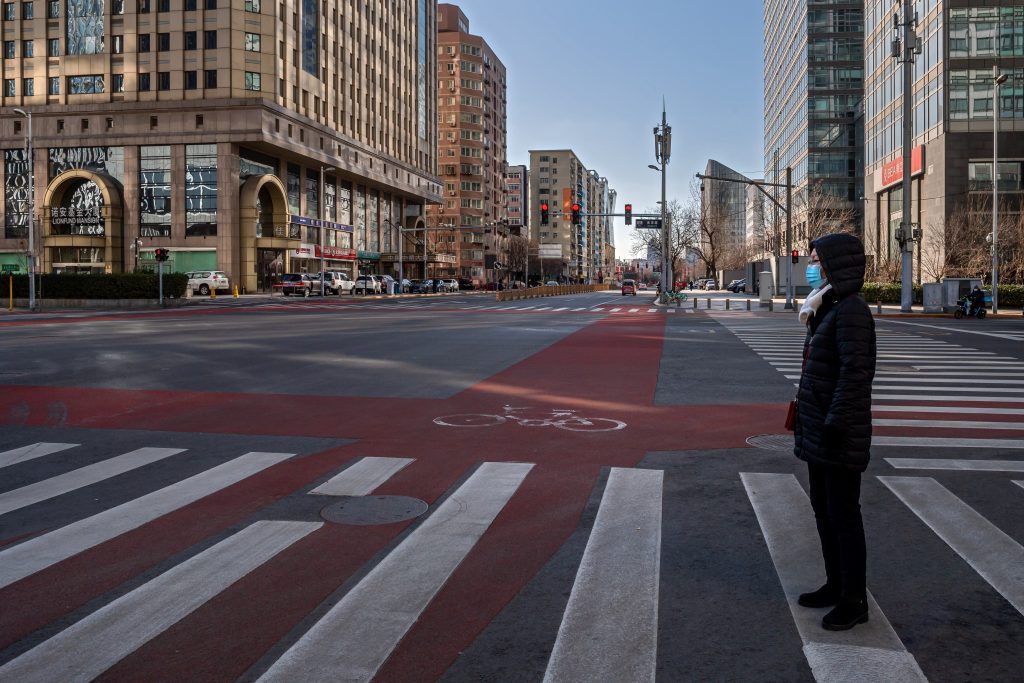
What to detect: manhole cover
<box><xmin>747</xmin><ymin>434</ymin><xmax>795</xmax><ymax>451</ymax></box>
<box><xmin>880</xmin><ymin>365</ymin><xmax>919</xmax><ymax>373</ymax></box>
<box><xmin>320</xmin><ymin>495</ymin><xmax>427</xmax><ymax>526</ymax></box>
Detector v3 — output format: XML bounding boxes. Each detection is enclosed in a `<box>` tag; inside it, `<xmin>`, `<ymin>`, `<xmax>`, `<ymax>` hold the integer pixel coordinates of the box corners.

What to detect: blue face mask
<box><xmin>806</xmin><ymin>264</ymin><xmax>825</xmax><ymax>289</ymax></box>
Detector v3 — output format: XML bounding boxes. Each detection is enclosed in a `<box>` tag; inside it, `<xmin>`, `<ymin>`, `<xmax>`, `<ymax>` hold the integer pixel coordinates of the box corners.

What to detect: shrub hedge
<box><xmin>862</xmin><ymin>281</ymin><xmax>1024</xmax><ymax>307</ymax></box>
<box><xmin>3</xmin><ymin>273</ymin><xmax>188</xmax><ymax>299</ymax></box>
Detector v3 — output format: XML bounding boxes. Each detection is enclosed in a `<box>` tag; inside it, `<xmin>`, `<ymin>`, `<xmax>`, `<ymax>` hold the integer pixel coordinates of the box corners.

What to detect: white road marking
<box><xmin>0</xmin><ymin>520</ymin><xmax>319</xmax><ymax>683</ymax></box>
<box><xmin>543</xmin><ymin>468</ymin><xmax>662</xmax><ymax>683</ymax></box>
<box><xmin>610</xmin><ymin>308</ymin><xmax>622</xmax><ymax>312</ymax></box>
<box><xmin>873</xmin><ymin>394</ymin><xmax>1024</xmax><ymax>403</ymax></box>
<box><xmin>310</xmin><ymin>457</ymin><xmax>414</xmax><ymax>497</ymax></box>
<box><xmin>628</xmin><ymin>308</ymin><xmax>640</xmax><ymax>313</ymax></box>
<box><xmin>873</xmin><ymin>385</ymin><xmax>1024</xmax><ymax>393</ymax></box>
<box><xmin>0</xmin><ymin>447</ymin><xmax>186</xmax><ymax>516</ymax></box>
<box><xmin>741</xmin><ymin>473</ymin><xmax>926</xmax><ymax>682</ymax></box>
<box><xmin>258</xmin><ymin>461</ymin><xmax>534</xmax><ymax>683</ymax></box>
<box><xmin>886</xmin><ymin>458</ymin><xmax>1024</xmax><ymax>471</ymax></box>
<box><xmin>874</xmin><ymin>419</ymin><xmax>1024</xmax><ymax>430</ymax></box>
<box><xmin>880</xmin><ymin>476</ymin><xmax>1024</xmax><ymax>616</ymax></box>
<box><xmin>873</xmin><ymin>405</ymin><xmax>1024</xmax><ymax>416</ymax></box>
<box><xmin>869</xmin><ymin>377</ymin><xmax>1024</xmax><ymax>385</ymax></box>
<box><xmin>0</xmin><ymin>451</ymin><xmax>295</xmax><ymax>589</ymax></box>
<box><xmin>0</xmin><ymin>442</ymin><xmax>79</xmax><ymax>469</ymax></box>
<box><xmin>874</xmin><ymin>436</ymin><xmax>1024</xmax><ymax>449</ymax></box>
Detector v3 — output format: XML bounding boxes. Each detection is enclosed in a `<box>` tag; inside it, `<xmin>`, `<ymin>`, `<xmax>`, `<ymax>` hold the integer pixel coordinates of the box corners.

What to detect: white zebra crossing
<box><xmin>0</xmin><ymin>442</ymin><xmax>78</xmax><ymax>469</ymax></box>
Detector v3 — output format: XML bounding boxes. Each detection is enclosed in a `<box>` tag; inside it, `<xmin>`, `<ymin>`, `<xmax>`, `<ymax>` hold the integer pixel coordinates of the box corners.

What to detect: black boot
<box><xmin>822</xmin><ymin>597</ymin><xmax>869</xmax><ymax>631</ymax></box>
<box><xmin>798</xmin><ymin>584</ymin><xmax>840</xmax><ymax>608</ymax></box>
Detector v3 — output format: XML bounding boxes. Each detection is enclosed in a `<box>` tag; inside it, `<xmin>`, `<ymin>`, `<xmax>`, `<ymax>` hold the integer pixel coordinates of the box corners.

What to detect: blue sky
<box><xmin>450</xmin><ymin>0</ymin><xmax>766</xmax><ymax>256</ymax></box>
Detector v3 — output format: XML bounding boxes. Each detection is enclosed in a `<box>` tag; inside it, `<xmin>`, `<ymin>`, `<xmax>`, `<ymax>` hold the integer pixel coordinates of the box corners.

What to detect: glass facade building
<box><xmin>764</xmin><ymin>0</ymin><xmax>865</xmax><ymax>240</ymax></box>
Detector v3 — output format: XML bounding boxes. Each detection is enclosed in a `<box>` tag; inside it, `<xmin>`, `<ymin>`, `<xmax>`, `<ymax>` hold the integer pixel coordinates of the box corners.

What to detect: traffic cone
<box><xmin>233</xmin><ymin>285</ymin><xmax>239</xmax><ymax>298</ymax></box>
<box><xmin>210</xmin><ymin>287</ymin><xmax>216</xmax><ymax>299</ymax></box>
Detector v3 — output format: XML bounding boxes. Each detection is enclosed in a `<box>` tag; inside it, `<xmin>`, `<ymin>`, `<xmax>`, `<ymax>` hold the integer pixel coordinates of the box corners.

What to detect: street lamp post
<box><xmin>992</xmin><ymin>67</ymin><xmax>1008</xmax><ymax>315</ymax></box>
<box><xmin>318</xmin><ymin>166</ymin><xmax>335</xmax><ymax>296</ymax></box>
<box><xmin>653</xmin><ymin>106</ymin><xmax>672</xmax><ymax>301</ymax></box>
<box><xmin>13</xmin><ymin>108</ymin><xmax>35</xmax><ymax>311</ymax></box>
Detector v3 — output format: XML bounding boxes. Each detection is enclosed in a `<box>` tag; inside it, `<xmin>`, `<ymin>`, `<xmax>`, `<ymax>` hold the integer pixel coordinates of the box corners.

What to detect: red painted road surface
<box><xmin>0</xmin><ymin>312</ymin><xmax>785</xmax><ymax>681</ymax></box>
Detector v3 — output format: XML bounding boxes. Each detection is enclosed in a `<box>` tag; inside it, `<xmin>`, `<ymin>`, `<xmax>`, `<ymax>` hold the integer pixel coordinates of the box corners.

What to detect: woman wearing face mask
<box><xmin>794</xmin><ymin>233</ymin><xmax>877</xmax><ymax>631</ymax></box>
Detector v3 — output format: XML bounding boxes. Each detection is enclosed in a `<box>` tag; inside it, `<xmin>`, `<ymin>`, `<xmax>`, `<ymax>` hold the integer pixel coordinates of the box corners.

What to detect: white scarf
<box><xmin>799</xmin><ymin>284</ymin><xmax>833</xmax><ymax>325</ymax></box>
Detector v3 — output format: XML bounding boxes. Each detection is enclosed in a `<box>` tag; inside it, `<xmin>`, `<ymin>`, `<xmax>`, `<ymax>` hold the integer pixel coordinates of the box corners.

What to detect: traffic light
<box><xmin>540</xmin><ymin>201</ymin><xmax>549</xmax><ymax>225</ymax></box>
<box><xmin>791</xmin><ymin>249</ymin><xmax>799</xmax><ymax>264</ymax></box>
<box><xmin>624</xmin><ymin>203</ymin><xmax>632</xmax><ymax>225</ymax></box>
<box><xmin>571</xmin><ymin>203</ymin><xmax>581</xmax><ymax>226</ymax></box>
<box><xmin>154</xmin><ymin>248</ymin><xmax>170</xmax><ymax>262</ymax></box>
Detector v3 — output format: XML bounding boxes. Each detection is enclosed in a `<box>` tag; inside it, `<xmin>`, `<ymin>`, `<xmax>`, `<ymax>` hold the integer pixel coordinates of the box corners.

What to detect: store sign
<box><xmin>433</xmin><ymin>253</ymin><xmax>457</xmax><ymax>264</ymax></box>
<box><xmin>357</xmin><ymin>250</ymin><xmax>381</xmax><ymax>261</ymax></box>
<box><xmin>880</xmin><ymin>146</ymin><xmax>925</xmax><ymax>190</ymax></box>
<box><xmin>315</xmin><ymin>245</ymin><xmax>356</xmax><ymax>260</ymax></box>
<box><xmin>290</xmin><ymin>215</ymin><xmax>353</xmax><ymax>233</ymax></box>
<box><xmin>289</xmin><ymin>244</ymin><xmax>315</xmax><ymax>258</ymax></box>
<box><xmin>50</xmin><ymin>206</ymin><xmax>102</xmax><ymax>227</ymax></box>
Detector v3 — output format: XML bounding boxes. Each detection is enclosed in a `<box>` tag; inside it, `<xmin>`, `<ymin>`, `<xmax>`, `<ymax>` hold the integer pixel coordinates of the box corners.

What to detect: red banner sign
<box><xmin>315</xmin><ymin>246</ymin><xmax>357</xmax><ymax>260</ymax></box>
<box><xmin>881</xmin><ymin>146</ymin><xmax>925</xmax><ymax>189</ymax></box>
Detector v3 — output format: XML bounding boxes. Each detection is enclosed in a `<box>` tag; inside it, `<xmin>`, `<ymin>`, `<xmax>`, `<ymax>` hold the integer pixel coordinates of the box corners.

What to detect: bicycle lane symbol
<box><xmin>433</xmin><ymin>406</ymin><xmax>626</xmax><ymax>432</ymax></box>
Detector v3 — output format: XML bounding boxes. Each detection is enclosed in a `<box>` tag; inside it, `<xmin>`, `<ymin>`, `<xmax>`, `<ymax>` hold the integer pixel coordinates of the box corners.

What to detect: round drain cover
<box><xmin>747</xmin><ymin>434</ymin><xmax>795</xmax><ymax>451</ymax></box>
<box><xmin>320</xmin><ymin>495</ymin><xmax>428</xmax><ymax>526</ymax></box>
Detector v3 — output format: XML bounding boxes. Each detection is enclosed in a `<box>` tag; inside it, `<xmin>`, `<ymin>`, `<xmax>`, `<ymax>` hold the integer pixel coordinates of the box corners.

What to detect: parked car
<box><xmin>703</xmin><ymin>280</ymin><xmax>718</xmax><ymax>290</ymax></box>
<box><xmin>443</xmin><ymin>279</ymin><xmax>459</xmax><ymax>292</ymax></box>
<box><xmin>727</xmin><ymin>278</ymin><xmax>746</xmax><ymax>293</ymax></box>
<box><xmin>354</xmin><ymin>274</ymin><xmax>382</xmax><ymax>295</ymax></box>
<box><xmin>638</xmin><ymin>282</ymin><xmax>649</xmax><ymax>291</ymax></box>
<box><xmin>412</xmin><ymin>279</ymin><xmax>438</xmax><ymax>293</ymax></box>
<box><xmin>320</xmin><ymin>271</ymin><xmax>355</xmax><ymax>295</ymax></box>
<box><xmin>621</xmin><ymin>279</ymin><xmax>637</xmax><ymax>296</ymax></box>
<box><xmin>397</xmin><ymin>278</ymin><xmax>413</xmax><ymax>293</ymax></box>
<box><xmin>186</xmin><ymin>270</ymin><xmax>230</xmax><ymax>295</ymax></box>
<box><xmin>277</xmin><ymin>273</ymin><xmax>323</xmax><ymax>297</ymax></box>
<box><xmin>545</xmin><ymin>280</ymin><xmax>559</xmax><ymax>286</ymax></box>
<box><xmin>458</xmin><ymin>277</ymin><xmax>475</xmax><ymax>290</ymax></box>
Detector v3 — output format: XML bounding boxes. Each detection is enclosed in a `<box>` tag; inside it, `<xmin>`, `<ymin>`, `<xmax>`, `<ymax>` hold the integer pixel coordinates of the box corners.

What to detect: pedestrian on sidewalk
<box><xmin>794</xmin><ymin>232</ymin><xmax>877</xmax><ymax>631</ymax></box>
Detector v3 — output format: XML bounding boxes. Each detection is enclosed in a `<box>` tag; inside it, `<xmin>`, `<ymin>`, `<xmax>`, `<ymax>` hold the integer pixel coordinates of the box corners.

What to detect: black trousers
<box><xmin>807</xmin><ymin>462</ymin><xmax>866</xmax><ymax>600</ymax></box>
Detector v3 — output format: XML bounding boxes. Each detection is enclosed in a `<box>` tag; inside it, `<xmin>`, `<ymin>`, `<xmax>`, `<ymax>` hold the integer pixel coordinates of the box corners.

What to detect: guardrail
<box><xmin>495</xmin><ymin>284</ymin><xmax>613</xmax><ymax>302</ymax></box>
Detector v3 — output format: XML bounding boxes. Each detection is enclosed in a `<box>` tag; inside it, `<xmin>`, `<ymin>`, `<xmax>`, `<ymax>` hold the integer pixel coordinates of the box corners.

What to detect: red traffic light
<box><xmin>541</xmin><ymin>202</ymin><xmax>549</xmax><ymax>211</ymax></box>
<box><xmin>572</xmin><ymin>203</ymin><xmax>580</xmax><ymax>211</ymax></box>
<box><xmin>624</xmin><ymin>203</ymin><xmax>633</xmax><ymax>225</ymax></box>
<box><xmin>540</xmin><ymin>201</ymin><xmax>550</xmax><ymax>225</ymax></box>
<box><xmin>791</xmin><ymin>249</ymin><xmax>799</xmax><ymax>264</ymax></box>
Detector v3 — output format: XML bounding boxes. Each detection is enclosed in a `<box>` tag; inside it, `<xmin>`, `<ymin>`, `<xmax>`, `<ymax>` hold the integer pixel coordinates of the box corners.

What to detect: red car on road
<box><xmin>621</xmin><ymin>279</ymin><xmax>637</xmax><ymax>296</ymax></box>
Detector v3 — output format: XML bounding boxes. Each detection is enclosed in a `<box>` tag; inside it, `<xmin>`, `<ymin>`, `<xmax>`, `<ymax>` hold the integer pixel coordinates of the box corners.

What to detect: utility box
<box><xmin>922</xmin><ymin>282</ymin><xmax>943</xmax><ymax>313</ymax></box>
<box><xmin>759</xmin><ymin>271</ymin><xmax>774</xmax><ymax>304</ymax></box>
<box><xmin>943</xmin><ymin>278</ymin><xmax>982</xmax><ymax>312</ymax></box>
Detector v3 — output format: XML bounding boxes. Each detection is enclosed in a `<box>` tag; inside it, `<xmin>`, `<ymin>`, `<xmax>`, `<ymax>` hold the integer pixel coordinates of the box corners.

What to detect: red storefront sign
<box><xmin>880</xmin><ymin>146</ymin><xmax>925</xmax><ymax>189</ymax></box>
<box><xmin>315</xmin><ymin>245</ymin><xmax>357</xmax><ymax>260</ymax></box>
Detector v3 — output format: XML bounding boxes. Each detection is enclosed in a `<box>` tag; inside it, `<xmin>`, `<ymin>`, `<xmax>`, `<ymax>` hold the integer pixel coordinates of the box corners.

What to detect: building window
<box><xmin>21</xmin><ymin>40</ymin><xmax>31</xmax><ymax>57</ymax></box>
<box><xmin>244</xmin><ymin>0</ymin><xmax>258</xmax><ymax>12</ymax></box>
<box><xmin>4</xmin><ymin>149</ymin><xmax>30</xmax><ymax>238</ymax></box>
<box><xmin>2</xmin><ymin>3</ymin><xmax>12</xmax><ymax>20</ymax></box>
<box><xmin>203</xmin><ymin>0</ymin><xmax>214</xmax><ymax>8</ymax></box>
<box><xmin>139</xmin><ymin>73</ymin><xmax>150</xmax><ymax>91</ymax></box>
<box><xmin>204</xmin><ymin>69</ymin><xmax>216</xmax><ymax>88</ymax></box>
<box><xmin>244</xmin><ymin>32</ymin><xmax>259</xmax><ymax>52</ymax></box>
<box><xmin>21</xmin><ymin>77</ymin><xmax>32</xmax><ymax>95</ymax></box>
<box><xmin>67</xmin><ymin>74</ymin><xmax>104</xmax><ymax>93</ymax></box>
<box><xmin>66</xmin><ymin>0</ymin><xmax>105</xmax><ymax>54</ymax></box>
<box><xmin>184</xmin><ymin>31</ymin><xmax>196</xmax><ymax>50</ymax></box>
<box><xmin>186</xmin><ymin>144</ymin><xmax>218</xmax><ymax>237</ymax></box>
<box><xmin>184</xmin><ymin>0</ymin><xmax>194</xmax><ymax>9</ymax></box>
<box><xmin>112</xmin><ymin>73</ymin><xmax>123</xmax><ymax>92</ymax></box>
<box><xmin>157</xmin><ymin>72</ymin><xmax>170</xmax><ymax>90</ymax></box>
<box><xmin>111</xmin><ymin>35</ymin><xmax>122</xmax><ymax>54</ymax></box>
<box><xmin>3</xmin><ymin>78</ymin><xmax>13</xmax><ymax>96</ymax></box>
<box><xmin>301</xmin><ymin>0</ymin><xmax>317</xmax><ymax>76</ymax></box>
<box><xmin>20</xmin><ymin>1</ymin><xmax>31</xmax><ymax>19</ymax></box>
<box><xmin>204</xmin><ymin>30</ymin><xmax>216</xmax><ymax>49</ymax></box>
<box><xmin>2</xmin><ymin>41</ymin><xmax>12</xmax><ymax>59</ymax></box>
<box><xmin>112</xmin><ymin>0</ymin><xmax>123</xmax><ymax>14</ymax></box>
<box><xmin>47</xmin><ymin>76</ymin><xmax>58</xmax><ymax>94</ymax></box>
<box><xmin>138</xmin><ymin>0</ymin><xmax>149</xmax><ymax>12</ymax></box>
<box><xmin>46</xmin><ymin>0</ymin><xmax>56</xmax><ymax>16</ymax></box>
<box><xmin>184</xmin><ymin>70</ymin><xmax>196</xmax><ymax>89</ymax></box>
<box><xmin>140</xmin><ymin>145</ymin><xmax>172</xmax><ymax>237</ymax></box>
<box><xmin>157</xmin><ymin>32</ymin><xmax>170</xmax><ymax>51</ymax></box>
<box><xmin>244</xmin><ymin>71</ymin><xmax>260</xmax><ymax>90</ymax></box>
<box><xmin>48</xmin><ymin>38</ymin><xmax>59</xmax><ymax>56</ymax></box>
<box><xmin>139</xmin><ymin>34</ymin><xmax>150</xmax><ymax>52</ymax></box>
<box><xmin>156</xmin><ymin>0</ymin><xmax>167</xmax><ymax>10</ymax></box>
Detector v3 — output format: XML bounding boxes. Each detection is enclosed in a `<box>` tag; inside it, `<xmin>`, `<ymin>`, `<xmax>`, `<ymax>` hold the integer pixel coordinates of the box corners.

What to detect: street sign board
<box><xmin>635</xmin><ymin>219</ymin><xmax>662</xmax><ymax>230</ymax></box>
<box><xmin>1</xmin><ymin>264</ymin><xmax>18</xmax><ymax>272</ymax></box>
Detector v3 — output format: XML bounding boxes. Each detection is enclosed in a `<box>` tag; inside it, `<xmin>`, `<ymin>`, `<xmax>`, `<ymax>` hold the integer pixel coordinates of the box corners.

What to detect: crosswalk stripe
<box><xmin>628</xmin><ymin>308</ymin><xmax>640</xmax><ymax>313</ymax></box>
<box><xmin>309</xmin><ymin>457</ymin><xmax>414</xmax><ymax>497</ymax></box>
<box><xmin>874</xmin><ymin>418</ymin><xmax>1024</xmax><ymax>430</ymax></box>
<box><xmin>885</xmin><ymin>458</ymin><xmax>1024</xmax><ymax>471</ymax></box>
<box><xmin>257</xmin><ymin>461</ymin><xmax>534</xmax><ymax>682</ymax></box>
<box><xmin>610</xmin><ymin>308</ymin><xmax>621</xmax><ymax>312</ymax></box>
<box><xmin>873</xmin><ymin>405</ymin><xmax>1024</xmax><ymax>415</ymax></box>
<box><xmin>0</xmin><ymin>442</ymin><xmax>79</xmax><ymax>469</ymax></box>
<box><xmin>874</xmin><ymin>436</ymin><xmax>1024</xmax><ymax>449</ymax></box>
<box><xmin>740</xmin><ymin>473</ymin><xmax>926</xmax><ymax>682</ymax></box>
<box><xmin>0</xmin><ymin>451</ymin><xmax>295</xmax><ymax>590</ymax></box>
<box><xmin>0</xmin><ymin>447</ymin><xmax>186</xmax><ymax>516</ymax></box>
<box><xmin>543</xmin><ymin>468</ymin><xmax>662</xmax><ymax>683</ymax></box>
<box><xmin>880</xmin><ymin>476</ymin><xmax>1024</xmax><ymax>617</ymax></box>
<box><xmin>0</xmin><ymin>520</ymin><xmax>320</xmax><ymax>683</ymax></box>
<box><xmin>874</xmin><ymin>394</ymin><xmax>1024</xmax><ymax>403</ymax></box>
<box><xmin>874</xmin><ymin>385</ymin><xmax>1024</xmax><ymax>393</ymax></box>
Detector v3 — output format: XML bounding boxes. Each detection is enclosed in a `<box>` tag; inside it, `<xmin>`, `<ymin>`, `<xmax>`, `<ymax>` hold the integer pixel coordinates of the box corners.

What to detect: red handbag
<box><xmin>785</xmin><ymin>399</ymin><xmax>798</xmax><ymax>431</ymax></box>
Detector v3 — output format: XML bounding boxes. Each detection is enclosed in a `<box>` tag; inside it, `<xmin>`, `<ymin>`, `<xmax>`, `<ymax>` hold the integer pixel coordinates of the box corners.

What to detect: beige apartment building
<box><xmin>528</xmin><ymin>149</ymin><xmax>615</xmax><ymax>283</ymax></box>
<box><xmin>0</xmin><ymin>0</ymin><xmax>441</xmax><ymax>292</ymax></box>
<box><xmin>427</xmin><ymin>3</ymin><xmax>507</xmax><ymax>286</ymax></box>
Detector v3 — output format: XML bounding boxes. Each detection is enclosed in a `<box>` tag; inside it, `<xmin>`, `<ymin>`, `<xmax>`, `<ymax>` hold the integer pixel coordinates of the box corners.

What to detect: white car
<box><xmin>443</xmin><ymin>279</ymin><xmax>459</xmax><ymax>292</ymax></box>
<box><xmin>187</xmin><ymin>270</ymin><xmax>229</xmax><ymax>295</ymax></box>
<box><xmin>354</xmin><ymin>275</ymin><xmax>382</xmax><ymax>294</ymax></box>
<box><xmin>545</xmin><ymin>280</ymin><xmax>559</xmax><ymax>286</ymax></box>
<box><xmin>321</xmin><ymin>271</ymin><xmax>355</xmax><ymax>295</ymax></box>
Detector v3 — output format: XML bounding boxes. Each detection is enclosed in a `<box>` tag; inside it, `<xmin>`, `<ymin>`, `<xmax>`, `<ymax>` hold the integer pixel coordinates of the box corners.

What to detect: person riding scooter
<box><xmin>968</xmin><ymin>285</ymin><xmax>986</xmax><ymax>317</ymax></box>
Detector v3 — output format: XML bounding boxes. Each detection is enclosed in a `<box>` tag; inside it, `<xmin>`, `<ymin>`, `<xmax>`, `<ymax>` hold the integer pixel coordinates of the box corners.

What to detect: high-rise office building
<box><xmin>430</xmin><ymin>3</ymin><xmax>507</xmax><ymax>285</ymax></box>
<box><xmin>0</xmin><ymin>0</ymin><xmax>441</xmax><ymax>292</ymax></box>
<box><xmin>764</xmin><ymin>1</ymin><xmax>865</xmax><ymax>242</ymax></box>
<box><xmin>863</xmin><ymin>1</ymin><xmax>1023</xmax><ymax>280</ymax></box>
<box><xmin>505</xmin><ymin>164</ymin><xmax>528</xmax><ymax>237</ymax></box>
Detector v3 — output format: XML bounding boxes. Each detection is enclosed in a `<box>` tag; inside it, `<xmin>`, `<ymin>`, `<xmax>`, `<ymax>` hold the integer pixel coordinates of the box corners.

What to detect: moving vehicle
<box><xmin>954</xmin><ymin>296</ymin><xmax>987</xmax><ymax>319</ymax></box>
<box><xmin>186</xmin><ymin>271</ymin><xmax>230</xmax><ymax>295</ymax></box>
<box><xmin>638</xmin><ymin>282</ymin><xmax>649</xmax><ymax>291</ymax></box>
<box><xmin>621</xmin><ymin>279</ymin><xmax>637</xmax><ymax>296</ymax></box>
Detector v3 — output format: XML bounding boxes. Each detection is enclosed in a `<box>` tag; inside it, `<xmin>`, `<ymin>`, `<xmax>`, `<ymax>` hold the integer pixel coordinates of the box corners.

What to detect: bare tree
<box><xmin>629</xmin><ymin>197</ymin><xmax>698</xmax><ymax>281</ymax></box>
<box><xmin>795</xmin><ymin>180</ymin><xmax>860</xmax><ymax>244</ymax></box>
<box><xmin>507</xmin><ymin>235</ymin><xmax>529</xmax><ymax>282</ymax></box>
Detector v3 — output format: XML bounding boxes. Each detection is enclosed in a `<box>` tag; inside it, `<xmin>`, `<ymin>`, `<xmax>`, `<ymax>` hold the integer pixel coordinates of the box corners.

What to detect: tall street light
<box><xmin>318</xmin><ymin>165</ymin><xmax>335</xmax><ymax>296</ymax></box>
<box><xmin>992</xmin><ymin>67</ymin><xmax>1008</xmax><ymax>315</ymax></box>
<box><xmin>13</xmin><ymin>108</ymin><xmax>35</xmax><ymax>311</ymax></box>
<box><xmin>653</xmin><ymin>106</ymin><xmax>672</xmax><ymax>301</ymax></box>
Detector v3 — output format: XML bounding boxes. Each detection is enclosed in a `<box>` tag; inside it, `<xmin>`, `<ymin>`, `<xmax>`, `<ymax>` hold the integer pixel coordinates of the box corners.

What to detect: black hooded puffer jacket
<box><xmin>794</xmin><ymin>233</ymin><xmax>877</xmax><ymax>472</ymax></box>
